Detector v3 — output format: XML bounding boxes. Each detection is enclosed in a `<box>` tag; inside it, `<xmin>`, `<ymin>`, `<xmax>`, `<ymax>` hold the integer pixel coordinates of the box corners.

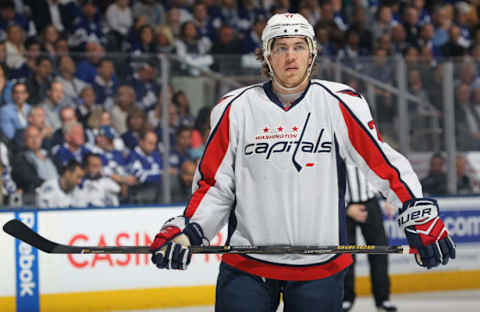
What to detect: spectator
<box><xmin>241</xmin><ymin>14</ymin><xmax>265</xmax><ymax>54</ymax></box>
<box><xmin>170</xmin><ymin>160</ymin><xmax>195</xmax><ymax>203</ymax></box>
<box><xmin>0</xmin><ymin>65</ymin><xmax>13</xmax><ymax>105</ymax></box>
<box><xmin>130</xmin><ymin>24</ymin><xmax>156</xmax><ymax>71</ymax></box>
<box><xmin>455</xmin><ymin>83</ymin><xmax>480</xmax><ymax>150</ymax></box>
<box><xmin>390</xmin><ymin>24</ymin><xmax>408</xmax><ymax>56</ymax></box>
<box><xmin>432</xmin><ymin>5</ymin><xmax>452</xmax><ymax>49</ymax></box>
<box><xmin>50</xmin><ymin>106</ymin><xmax>78</xmax><ymax>148</ymax></box>
<box><xmin>38</xmin><ymin>81</ymin><xmax>68</xmax><ymax>131</ymax></box>
<box><xmin>68</xmin><ymin>0</ymin><xmax>106</xmax><ymax>51</ymax></box>
<box><xmin>421</xmin><ymin>153</ymin><xmax>448</xmax><ymax>196</ymax></box>
<box><xmin>190</xmin><ymin>105</ymin><xmax>211</xmax><ymax>157</ymax></box>
<box><xmin>56</xmin><ymin>55</ymin><xmax>88</xmax><ymax>105</ymax></box>
<box><xmin>0</xmin><ymin>1</ymin><xmax>31</xmax><ymax>38</ymax></box>
<box><xmin>76</xmin><ymin>85</ymin><xmax>97</xmax><ymax>127</ymax></box>
<box><xmin>0</xmin><ymin>82</ymin><xmax>31</xmax><ymax>140</ymax></box>
<box><xmin>402</xmin><ymin>5</ymin><xmax>421</xmax><ymax>47</ymax></box>
<box><xmin>54</xmin><ymin>36</ymin><xmax>69</xmax><ymax>58</ymax></box>
<box><xmin>5</xmin><ymin>24</ymin><xmax>27</xmax><ymax>75</ymax></box>
<box><xmin>126</xmin><ymin>129</ymin><xmax>163</xmax><ymax>203</ymax></box>
<box><xmin>0</xmin><ymin>137</ymin><xmax>20</xmax><ymax>205</ymax></box>
<box><xmin>170</xmin><ymin>126</ymin><xmax>193</xmax><ymax>171</ymax></box>
<box><xmin>372</xmin><ymin>5</ymin><xmax>397</xmax><ymax>40</ymax></box>
<box><xmin>210</xmin><ymin>24</ymin><xmax>242</xmax><ymax>73</ymax></box>
<box><xmin>456</xmin><ymin>154</ymin><xmax>474</xmax><ymax>194</ymax></box>
<box><xmin>147</xmin><ymin>86</ymin><xmax>174</xmax><ymax>128</ymax></box>
<box><xmin>12</xmin><ymin>106</ymin><xmax>54</xmax><ymax>153</ymax></box>
<box><xmin>40</xmin><ymin>24</ymin><xmax>60</xmax><ymax>61</ymax></box>
<box><xmin>24</xmin><ymin>39</ymin><xmax>41</xmax><ymax>78</ymax></box>
<box><xmin>337</xmin><ymin>28</ymin><xmax>368</xmax><ymax>71</ymax></box>
<box><xmin>156</xmin><ymin>103</ymin><xmax>180</xmax><ymax>153</ymax></box>
<box><xmin>26</xmin><ymin>56</ymin><xmax>54</xmax><ymax>105</ymax></box>
<box><xmin>440</xmin><ymin>25</ymin><xmax>467</xmax><ymax>58</ymax></box>
<box><xmin>413</xmin><ymin>0</ymin><xmax>431</xmax><ymax>26</ymax></box>
<box><xmin>166</xmin><ymin>7</ymin><xmax>182</xmax><ymax>37</ymax></box>
<box><xmin>154</xmin><ymin>24</ymin><xmax>176</xmax><ymax>54</ymax></box>
<box><xmin>192</xmin><ymin>1</ymin><xmax>217</xmax><ymax>42</ymax></box>
<box><xmin>454</xmin><ymin>2</ymin><xmax>472</xmax><ymax>49</ymax></box>
<box><xmin>51</xmin><ymin>120</ymin><xmax>91</xmax><ymax>169</ymax></box>
<box><xmin>175</xmin><ymin>20</ymin><xmax>213</xmax><ymax>74</ymax></box>
<box><xmin>24</xmin><ymin>0</ymin><xmax>72</xmax><ymax>33</ymax></box>
<box><xmin>76</xmin><ymin>41</ymin><xmax>106</xmax><ymax>84</ymax></box>
<box><xmin>121</xmin><ymin>107</ymin><xmax>147</xmax><ymax>151</ymax></box>
<box><xmin>132</xmin><ymin>0</ymin><xmax>166</xmax><ymax>27</ymax></box>
<box><xmin>35</xmin><ymin>159</ymin><xmax>84</xmax><ymax>208</ymax></box>
<box><xmin>314</xmin><ymin>21</ymin><xmax>337</xmax><ymax>57</ymax></box>
<box><xmin>92</xmin><ymin>58</ymin><xmax>118</xmax><ymax>109</ymax></box>
<box><xmin>418</xmin><ymin>23</ymin><xmax>438</xmax><ymax>57</ymax></box>
<box><xmin>172</xmin><ymin>90</ymin><xmax>194</xmax><ymax>127</ymax></box>
<box><xmin>94</xmin><ymin>125</ymin><xmax>134</xmax><ymax>184</ymax></box>
<box><xmin>84</xmin><ymin>108</ymin><xmax>121</xmax><ymax>148</ymax></box>
<box><xmin>105</xmin><ymin>0</ymin><xmax>132</xmax><ymax>50</ymax></box>
<box><xmin>110</xmin><ymin>85</ymin><xmax>136</xmax><ymax>134</ymax></box>
<box><xmin>80</xmin><ymin>153</ymin><xmax>121</xmax><ymax>207</ymax></box>
<box><xmin>348</xmin><ymin>5</ymin><xmax>373</xmax><ymax>54</ymax></box>
<box><xmin>12</xmin><ymin>125</ymin><xmax>58</xmax><ymax>205</ymax></box>
<box><xmin>127</xmin><ymin>62</ymin><xmax>160</xmax><ymax>111</ymax></box>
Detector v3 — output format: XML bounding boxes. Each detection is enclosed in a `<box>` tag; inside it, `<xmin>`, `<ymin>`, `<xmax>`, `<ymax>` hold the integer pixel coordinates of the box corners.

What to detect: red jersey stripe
<box><xmin>222</xmin><ymin>254</ymin><xmax>352</xmax><ymax>281</ymax></box>
<box><xmin>338</xmin><ymin>102</ymin><xmax>413</xmax><ymax>202</ymax></box>
<box><xmin>185</xmin><ymin>104</ymin><xmax>232</xmax><ymax>218</ymax></box>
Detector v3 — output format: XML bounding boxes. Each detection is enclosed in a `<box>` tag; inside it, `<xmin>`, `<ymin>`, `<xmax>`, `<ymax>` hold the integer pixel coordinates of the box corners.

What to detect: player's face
<box><xmin>268</xmin><ymin>37</ymin><xmax>312</xmax><ymax>89</ymax></box>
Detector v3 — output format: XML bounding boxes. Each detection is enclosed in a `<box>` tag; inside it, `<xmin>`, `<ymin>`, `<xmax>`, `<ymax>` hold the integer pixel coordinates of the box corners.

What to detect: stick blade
<box><xmin>3</xmin><ymin>219</ymin><xmax>58</xmax><ymax>253</ymax></box>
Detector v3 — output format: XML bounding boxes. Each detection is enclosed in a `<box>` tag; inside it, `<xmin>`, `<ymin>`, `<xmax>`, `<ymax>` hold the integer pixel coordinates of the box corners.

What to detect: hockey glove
<box><xmin>397</xmin><ymin>198</ymin><xmax>455</xmax><ymax>269</ymax></box>
<box><xmin>150</xmin><ymin>226</ymin><xmax>192</xmax><ymax>270</ymax></box>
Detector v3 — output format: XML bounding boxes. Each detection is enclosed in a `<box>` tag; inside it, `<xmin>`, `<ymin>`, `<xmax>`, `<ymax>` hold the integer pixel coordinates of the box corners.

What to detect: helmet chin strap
<box><xmin>272</xmin><ymin>70</ymin><xmax>311</xmax><ymax>93</ymax></box>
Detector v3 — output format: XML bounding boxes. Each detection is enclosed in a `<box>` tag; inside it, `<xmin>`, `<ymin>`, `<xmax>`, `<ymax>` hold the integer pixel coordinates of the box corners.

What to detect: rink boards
<box><xmin>0</xmin><ymin>197</ymin><xmax>479</xmax><ymax>312</ymax></box>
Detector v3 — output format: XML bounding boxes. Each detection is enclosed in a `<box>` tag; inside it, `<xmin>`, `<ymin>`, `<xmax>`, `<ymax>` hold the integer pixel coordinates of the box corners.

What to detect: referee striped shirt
<box><xmin>345</xmin><ymin>164</ymin><xmax>378</xmax><ymax>203</ymax></box>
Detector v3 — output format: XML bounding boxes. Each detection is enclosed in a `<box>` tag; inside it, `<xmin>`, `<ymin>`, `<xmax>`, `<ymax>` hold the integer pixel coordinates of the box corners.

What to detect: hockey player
<box><xmin>150</xmin><ymin>13</ymin><xmax>455</xmax><ymax>311</ymax></box>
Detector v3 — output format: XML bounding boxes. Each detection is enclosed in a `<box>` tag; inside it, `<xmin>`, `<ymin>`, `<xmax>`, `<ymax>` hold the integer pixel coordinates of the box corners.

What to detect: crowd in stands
<box><xmin>0</xmin><ymin>0</ymin><xmax>480</xmax><ymax>207</ymax></box>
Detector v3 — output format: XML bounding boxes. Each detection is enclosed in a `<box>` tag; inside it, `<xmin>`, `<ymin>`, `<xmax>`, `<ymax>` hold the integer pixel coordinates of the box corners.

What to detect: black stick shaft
<box><xmin>3</xmin><ymin>219</ymin><xmax>411</xmax><ymax>255</ymax></box>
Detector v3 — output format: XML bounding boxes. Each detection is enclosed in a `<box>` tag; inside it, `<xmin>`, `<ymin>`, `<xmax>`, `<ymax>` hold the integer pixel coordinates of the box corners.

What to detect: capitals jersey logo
<box><xmin>244</xmin><ymin>113</ymin><xmax>332</xmax><ymax>172</ymax></box>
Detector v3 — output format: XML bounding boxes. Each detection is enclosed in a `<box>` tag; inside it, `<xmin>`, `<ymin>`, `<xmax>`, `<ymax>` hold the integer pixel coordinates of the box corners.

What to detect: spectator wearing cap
<box><xmin>80</xmin><ymin>153</ymin><xmax>122</xmax><ymax>207</ymax></box>
<box><xmin>132</xmin><ymin>0</ymin><xmax>166</xmax><ymax>27</ymax></box>
<box><xmin>12</xmin><ymin>125</ymin><xmax>58</xmax><ymax>205</ymax></box>
<box><xmin>68</xmin><ymin>0</ymin><xmax>106</xmax><ymax>51</ymax></box>
<box><xmin>125</xmin><ymin>129</ymin><xmax>163</xmax><ymax>203</ymax></box>
<box><xmin>93</xmin><ymin>125</ymin><xmax>136</xmax><ymax>197</ymax></box>
<box><xmin>56</xmin><ymin>55</ymin><xmax>88</xmax><ymax>105</ymax></box>
<box><xmin>51</xmin><ymin>120</ymin><xmax>92</xmax><ymax>170</ymax></box>
<box><xmin>126</xmin><ymin>62</ymin><xmax>160</xmax><ymax>112</ymax></box>
<box><xmin>92</xmin><ymin>58</ymin><xmax>118</xmax><ymax>110</ymax></box>
<box><xmin>0</xmin><ymin>82</ymin><xmax>31</xmax><ymax>140</ymax></box>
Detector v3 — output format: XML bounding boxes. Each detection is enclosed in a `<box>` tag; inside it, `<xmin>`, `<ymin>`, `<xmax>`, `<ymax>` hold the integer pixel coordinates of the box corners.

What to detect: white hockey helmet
<box><xmin>261</xmin><ymin>13</ymin><xmax>318</xmax><ymax>76</ymax></box>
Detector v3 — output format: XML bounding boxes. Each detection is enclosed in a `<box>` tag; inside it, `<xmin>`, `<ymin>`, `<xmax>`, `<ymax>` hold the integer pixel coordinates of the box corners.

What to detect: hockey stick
<box><xmin>3</xmin><ymin>219</ymin><xmax>412</xmax><ymax>255</ymax></box>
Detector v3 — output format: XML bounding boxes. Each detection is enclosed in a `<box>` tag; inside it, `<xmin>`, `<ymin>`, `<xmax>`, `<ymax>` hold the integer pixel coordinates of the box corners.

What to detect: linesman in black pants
<box><xmin>342</xmin><ymin>164</ymin><xmax>397</xmax><ymax>312</ymax></box>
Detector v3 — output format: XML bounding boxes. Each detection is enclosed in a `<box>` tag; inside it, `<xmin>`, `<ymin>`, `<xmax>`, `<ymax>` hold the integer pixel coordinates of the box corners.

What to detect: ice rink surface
<box><xmin>121</xmin><ymin>289</ymin><xmax>480</xmax><ymax>312</ymax></box>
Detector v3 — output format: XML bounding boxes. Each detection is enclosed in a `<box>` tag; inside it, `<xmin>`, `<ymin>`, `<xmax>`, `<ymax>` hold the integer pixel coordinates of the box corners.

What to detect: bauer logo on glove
<box><xmin>397</xmin><ymin>198</ymin><xmax>456</xmax><ymax>269</ymax></box>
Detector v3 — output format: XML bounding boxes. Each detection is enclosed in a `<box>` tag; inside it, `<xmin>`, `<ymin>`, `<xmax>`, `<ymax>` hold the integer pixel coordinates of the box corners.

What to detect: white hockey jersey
<box><xmin>184</xmin><ymin>80</ymin><xmax>422</xmax><ymax>281</ymax></box>
<box><xmin>35</xmin><ymin>179</ymin><xmax>84</xmax><ymax>208</ymax></box>
<box><xmin>80</xmin><ymin>177</ymin><xmax>121</xmax><ymax>207</ymax></box>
